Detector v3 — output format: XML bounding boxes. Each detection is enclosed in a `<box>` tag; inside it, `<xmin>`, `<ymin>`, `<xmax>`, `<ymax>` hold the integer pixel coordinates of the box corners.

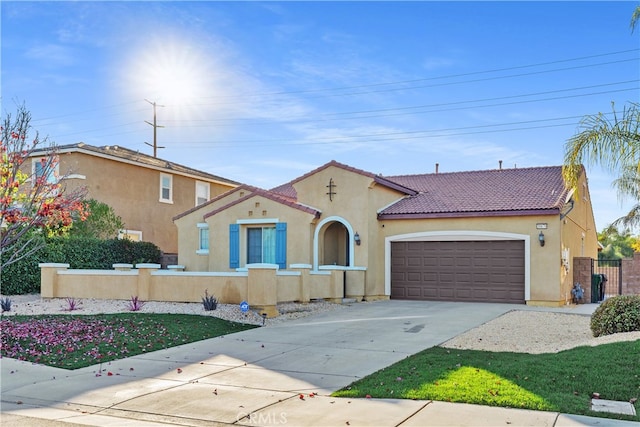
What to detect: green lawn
<box><xmin>333</xmin><ymin>341</ymin><xmax>640</xmax><ymax>421</ymax></box>
<box><xmin>1</xmin><ymin>313</ymin><xmax>257</xmax><ymax>369</ymax></box>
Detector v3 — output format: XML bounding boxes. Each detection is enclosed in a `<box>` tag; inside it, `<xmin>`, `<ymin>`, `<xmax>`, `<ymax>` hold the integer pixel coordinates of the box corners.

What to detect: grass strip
<box><xmin>1</xmin><ymin>313</ymin><xmax>257</xmax><ymax>369</ymax></box>
<box><xmin>333</xmin><ymin>341</ymin><xmax>640</xmax><ymax>421</ymax></box>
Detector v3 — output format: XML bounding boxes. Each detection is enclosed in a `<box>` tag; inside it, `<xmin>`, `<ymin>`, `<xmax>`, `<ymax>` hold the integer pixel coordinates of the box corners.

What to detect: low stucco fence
<box><xmin>39</xmin><ymin>263</ymin><xmax>367</xmax><ymax>317</ymax></box>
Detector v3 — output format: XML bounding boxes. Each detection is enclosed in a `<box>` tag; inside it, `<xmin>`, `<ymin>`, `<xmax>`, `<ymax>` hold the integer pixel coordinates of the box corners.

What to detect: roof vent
<box><xmin>499</xmin><ymin>160</ymin><xmax>503</xmax><ymax>170</ymax></box>
<box><xmin>435</xmin><ymin>163</ymin><xmax>439</xmax><ymax>174</ymax></box>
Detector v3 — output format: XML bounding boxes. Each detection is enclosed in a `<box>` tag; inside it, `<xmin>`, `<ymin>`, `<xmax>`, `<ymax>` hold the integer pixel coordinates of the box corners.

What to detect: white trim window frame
<box><xmin>197</xmin><ymin>223</ymin><xmax>209</xmax><ymax>255</ymax></box>
<box><xmin>159</xmin><ymin>173</ymin><xmax>173</xmax><ymax>204</ymax></box>
<box><xmin>195</xmin><ymin>181</ymin><xmax>210</xmax><ymax>206</ymax></box>
<box><xmin>118</xmin><ymin>229</ymin><xmax>143</xmax><ymax>242</ymax></box>
<box><xmin>31</xmin><ymin>157</ymin><xmax>59</xmax><ymax>186</ymax></box>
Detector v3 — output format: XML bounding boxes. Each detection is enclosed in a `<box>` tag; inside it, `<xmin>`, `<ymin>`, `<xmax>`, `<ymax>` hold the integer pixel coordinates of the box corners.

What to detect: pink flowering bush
<box><xmin>1</xmin><ymin>313</ymin><xmax>255</xmax><ymax>369</ymax></box>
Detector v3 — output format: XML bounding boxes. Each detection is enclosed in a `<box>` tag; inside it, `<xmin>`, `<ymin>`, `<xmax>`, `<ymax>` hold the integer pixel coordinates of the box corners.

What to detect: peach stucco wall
<box><xmin>40</xmin><ymin>263</ymin><xmax>352</xmax><ymax>317</ymax></box>
<box><xmin>53</xmin><ymin>150</ymin><xmax>236</xmax><ymax>253</ymax></box>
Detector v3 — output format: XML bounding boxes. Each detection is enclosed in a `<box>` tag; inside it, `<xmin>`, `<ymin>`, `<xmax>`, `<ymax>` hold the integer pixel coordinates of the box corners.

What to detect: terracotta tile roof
<box><xmin>203</xmin><ymin>188</ymin><xmax>321</xmax><ymax>220</ymax></box>
<box><xmin>172</xmin><ymin>184</ymin><xmax>260</xmax><ymax>222</ymax></box>
<box><xmin>379</xmin><ymin>166</ymin><xmax>569</xmax><ymax>219</ymax></box>
<box><xmin>48</xmin><ymin>143</ymin><xmax>241</xmax><ymax>186</ymax></box>
<box><xmin>270</xmin><ymin>160</ymin><xmax>417</xmax><ymax>198</ymax></box>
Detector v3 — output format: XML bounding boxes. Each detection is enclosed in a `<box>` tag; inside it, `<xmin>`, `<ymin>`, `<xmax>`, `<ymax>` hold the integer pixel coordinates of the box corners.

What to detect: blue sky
<box><xmin>2</xmin><ymin>1</ymin><xmax>639</xmax><ymax>231</ymax></box>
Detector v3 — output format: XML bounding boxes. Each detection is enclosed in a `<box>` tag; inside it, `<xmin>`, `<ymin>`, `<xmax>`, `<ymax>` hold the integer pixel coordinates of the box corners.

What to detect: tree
<box><xmin>597</xmin><ymin>224</ymin><xmax>639</xmax><ymax>259</ymax></box>
<box><xmin>0</xmin><ymin>104</ymin><xmax>87</xmax><ymax>272</ymax></box>
<box><xmin>563</xmin><ymin>6</ymin><xmax>640</xmax><ymax>230</ymax></box>
<box><xmin>68</xmin><ymin>199</ymin><xmax>125</xmax><ymax>240</ymax></box>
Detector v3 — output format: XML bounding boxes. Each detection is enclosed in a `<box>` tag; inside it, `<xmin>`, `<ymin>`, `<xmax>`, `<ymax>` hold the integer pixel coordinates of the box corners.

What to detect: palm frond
<box><xmin>612</xmin><ymin>203</ymin><xmax>640</xmax><ymax>230</ymax></box>
<box><xmin>631</xmin><ymin>5</ymin><xmax>640</xmax><ymax>32</ymax></box>
<box><xmin>563</xmin><ymin>102</ymin><xmax>640</xmax><ymax>189</ymax></box>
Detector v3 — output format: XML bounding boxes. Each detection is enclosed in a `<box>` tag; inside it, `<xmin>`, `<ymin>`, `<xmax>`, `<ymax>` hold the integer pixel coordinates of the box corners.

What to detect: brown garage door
<box><xmin>391</xmin><ymin>240</ymin><xmax>525</xmax><ymax>304</ymax></box>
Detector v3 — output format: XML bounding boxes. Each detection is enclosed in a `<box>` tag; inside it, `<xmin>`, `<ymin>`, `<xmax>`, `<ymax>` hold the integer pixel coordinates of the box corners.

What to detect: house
<box><xmin>173</xmin><ymin>160</ymin><xmax>598</xmax><ymax>306</ymax></box>
<box><xmin>28</xmin><ymin>143</ymin><xmax>239</xmax><ymax>256</ymax></box>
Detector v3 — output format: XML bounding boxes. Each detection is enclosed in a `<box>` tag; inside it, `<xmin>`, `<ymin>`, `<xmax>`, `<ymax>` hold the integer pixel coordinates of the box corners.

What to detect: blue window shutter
<box><xmin>275</xmin><ymin>222</ymin><xmax>287</xmax><ymax>269</ymax></box>
<box><xmin>229</xmin><ymin>224</ymin><xmax>240</xmax><ymax>268</ymax></box>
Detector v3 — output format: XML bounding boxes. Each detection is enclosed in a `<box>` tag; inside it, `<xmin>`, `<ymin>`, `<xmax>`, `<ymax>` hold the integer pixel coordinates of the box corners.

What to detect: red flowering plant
<box><xmin>1</xmin><ymin>105</ymin><xmax>87</xmax><ymax>271</ymax></box>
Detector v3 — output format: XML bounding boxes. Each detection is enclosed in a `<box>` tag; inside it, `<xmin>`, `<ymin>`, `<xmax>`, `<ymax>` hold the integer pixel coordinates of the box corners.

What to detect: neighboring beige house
<box><xmin>29</xmin><ymin>143</ymin><xmax>239</xmax><ymax>255</ymax></box>
<box><xmin>173</xmin><ymin>160</ymin><xmax>598</xmax><ymax>306</ymax></box>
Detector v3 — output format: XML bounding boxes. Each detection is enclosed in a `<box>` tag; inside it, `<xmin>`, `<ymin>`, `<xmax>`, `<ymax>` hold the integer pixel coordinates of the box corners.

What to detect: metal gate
<box><xmin>592</xmin><ymin>259</ymin><xmax>622</xmax><ymax>299</ymax></box>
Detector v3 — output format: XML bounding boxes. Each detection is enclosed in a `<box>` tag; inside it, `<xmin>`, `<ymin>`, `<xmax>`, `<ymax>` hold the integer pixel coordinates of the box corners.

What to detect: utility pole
<box><xmin>144</xmin><ymin>99</ymin><xmax>165</xmax><ymax>157</ymax></box>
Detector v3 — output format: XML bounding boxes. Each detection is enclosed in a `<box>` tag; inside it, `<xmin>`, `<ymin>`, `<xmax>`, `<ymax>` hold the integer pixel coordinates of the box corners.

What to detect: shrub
<box><xmin>126</xmin><ymin>296</ymin><xmax>145</xmax><ymax>311</ymax></box>
<box><xmin>1</xmin><ymin>297</ymin><xmax>12</xmax><ymax>312</ymax></box>
<box><xmin>202</xmin><ymin>290</ymin><xmax>218</xmax><ymax>311</ymax></box>
<box><xmin>1</xmin><ymin>237</ymin><xmax>162</xmax><ymax>295</ymax></box>
<box><xmin>64</xmin><ymin>298</ymin><xmax>79</xmax><ymax>311</ymax></box>
<box><xmin>590</xmin><ymin>295</ymin><xmax>640</xmax><ymax>337</ymax></box>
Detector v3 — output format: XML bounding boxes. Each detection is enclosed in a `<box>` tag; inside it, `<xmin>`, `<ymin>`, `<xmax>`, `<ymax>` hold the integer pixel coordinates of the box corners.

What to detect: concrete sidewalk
<box><xmin>1</xmin><ymin>300</ymin><xmax>637</xmax><ymax>426</ymax></box>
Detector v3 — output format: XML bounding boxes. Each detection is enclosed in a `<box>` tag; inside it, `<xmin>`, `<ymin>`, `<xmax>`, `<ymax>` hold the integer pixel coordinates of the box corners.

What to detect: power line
<box><xmin>26</xmin><ymin>48</ymin><xmax>638</xmax><ymax>145</ymax></box>
<box><xmin>161</xmin><ymin>80</ymin><xmax>638</xmax><ymax>127</ymax></box>
<box><xmin>179</xmin><ymin>48</ymin><xmax>640</xmax><ymax>99</ymax></box>
<box><xmin>158</xmin><ymin>112</ymin><xmax>618</xmax><ymax>148</ymax></box>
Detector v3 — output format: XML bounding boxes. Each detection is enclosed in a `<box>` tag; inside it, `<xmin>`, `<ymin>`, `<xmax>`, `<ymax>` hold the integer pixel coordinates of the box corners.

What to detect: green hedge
<box><xmin>1</xmin><ymin>237</ymin><xmax>162</xmax><ymax>295</ymax></box>
<box><xmin>591</xmin><ymin>295</ymin><xmax>640</xmax><ymax>337</ymax></box>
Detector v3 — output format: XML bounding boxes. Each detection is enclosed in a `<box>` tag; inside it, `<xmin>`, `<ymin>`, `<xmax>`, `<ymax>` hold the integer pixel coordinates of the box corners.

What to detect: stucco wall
<box><xmin>53</xmin><ymin>151</ymin><xmax>235</xmax><ymax>253</ymax></box>
<box><xmin>205</xmin><ymin>195</ymin><xmax>318</xmax><ymax>271</ymax></box>
<box><xmin>559</xmin><ymin>171</ymin><xmax>599</xmax><ymax>302</ymax></box>
<box><xmin>39</xmin><ymin>263</ymin><xmax>347</xmax><ymax>317</ymax></box>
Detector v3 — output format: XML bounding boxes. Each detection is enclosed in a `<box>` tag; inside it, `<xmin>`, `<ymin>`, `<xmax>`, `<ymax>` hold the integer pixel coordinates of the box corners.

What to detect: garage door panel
<box><xmin>438</xmin><ymin>288</ymin><xmax>455</xmax><ymax>298</ymax></box>
<box><xmin>472</xmin><ymin>289</ymin><xmax>489</xmax><ymax>299</ymax></box>
<box><xmin>455</xmin><ymin>257</ymin><xmax>472</xmax><ymax>267</ymax></box>
<box><xmin>407</xmin><ymin>287</ymin><xmax>424</xmax><ymax>297</ymax></box>
<box><xmin>421</xmin><ymin>288</ymin><xmax>438</xmax><ymax>298</ymax></box>
<box><xmin>473</xmin><ymin>257</ymin><xmax>490</xmax><ymax>267</ymax></box>
<box><xmin>473</xmin><ymin>273</ymin><xmax>490</xmax><ymax>282</ymax></box>
<box><xmin>455</xmin><ymin>272</ymin><xmax>472</xmax><ymax>284</ymax></box>
<box><xmin>456</xmin><ymin>289</ymin><xmax>472</xmax><ymax>299</ymax></box>
<box><xmin>408</xmin><ymin>241</ymin><xmax>425</xmax><ymax>249</ymax></box>
<box><xmin>407</xmin><ymin>272</ymin><xmax>422</xmax><ymax>282</ymax></box>
<box><xmin>439</xmin><ymin>272</ymin><xmax>455</xmax><ymax>284</ymax></box>
<box><xmin>407</xmin><ymin>256</ymin><xmax>423</xmax><ymax>267</ymax></box>
<box><xmin>391</xmin><ymin>240</ymin><xmax>524</xmax><ymax>304</ymax></box>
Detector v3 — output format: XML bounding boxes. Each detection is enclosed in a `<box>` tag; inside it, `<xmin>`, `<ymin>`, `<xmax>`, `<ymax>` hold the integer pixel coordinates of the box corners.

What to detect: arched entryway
<box><xmin>323</xmin><ymin>222</ymin><xmax>349</xmax><ymax>266</ymax></box>
<box><xmin>313</xmin><ymin>216</ymin><xmax>356</xmax><ymax>269</ymax></box>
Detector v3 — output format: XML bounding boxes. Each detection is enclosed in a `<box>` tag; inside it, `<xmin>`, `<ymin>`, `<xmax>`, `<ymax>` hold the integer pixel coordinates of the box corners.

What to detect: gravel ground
<box><xmin>441</xmin><ymin>309</ymin><xmax>640</xmax><ymax>354</ymax></box>
<box><xmin>2</xmin><ymin>295</ymin><xmax>638</xmax><ymax>353</ymax></box>
<box><xmin>0</xmin><ymin>294</ymin><xmax>348</xmax><ymax>326</ymax></box>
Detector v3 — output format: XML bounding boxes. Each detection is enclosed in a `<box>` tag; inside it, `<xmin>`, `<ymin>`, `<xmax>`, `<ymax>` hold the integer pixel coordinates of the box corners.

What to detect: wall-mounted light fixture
<box><xmin>538</xmin><ymin>231</ymin><xmax>545</xmax><ymax>247</ymax></box>
<box><xmin>354</xmin><ymin>232</ymin><xmax>361</xmax><ymax>246</ymax></box>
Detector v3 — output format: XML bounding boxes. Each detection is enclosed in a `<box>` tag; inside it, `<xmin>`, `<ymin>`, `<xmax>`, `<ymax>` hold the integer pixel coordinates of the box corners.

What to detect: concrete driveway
<box><xmin>3</xmin><ymin>300</ymin><xmax>627</xmax><ymax>426</ymax></box>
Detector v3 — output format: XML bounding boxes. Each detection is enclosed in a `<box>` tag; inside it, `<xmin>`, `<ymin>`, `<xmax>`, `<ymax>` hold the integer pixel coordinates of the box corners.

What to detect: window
<box><xmin>160</xmin><ymin>173</ymin><xmax>173</xmax><ymax>203</ymax></box>
<box><xmin>195</xmin><ymin>181</ymin><xmax>210</xmax><ymax>206</ymax></box>
<box><xmin>32</xmin><ymin>157</ymin><xmax>59</xmax><ymax>186</ymax></box>
<box><xmin>247</xmin><ymin>226</ymin><xmax>276</xmax><ymax>264</ymax></box>
<box><xmin>118</xmin><ymin>229</ymin><xmax>142</xmax><ymax>242</ymax></box>
<box><xmin>229</xmin><ymin>222</ymin><xmax>287</xmax><ymax>269</ymax></box>
<box><xmin>197</xmin><ymin>223</ymin><xmax>209</xmax><ymax>254</ymax></box>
